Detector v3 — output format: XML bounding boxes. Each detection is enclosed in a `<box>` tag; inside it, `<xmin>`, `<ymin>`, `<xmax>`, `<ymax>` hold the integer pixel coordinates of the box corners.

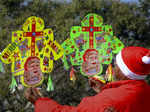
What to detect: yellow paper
<box><xmin>0</xmin><ymin>16</ymin><xmax>64</xmax><ymax>87</ymax></box>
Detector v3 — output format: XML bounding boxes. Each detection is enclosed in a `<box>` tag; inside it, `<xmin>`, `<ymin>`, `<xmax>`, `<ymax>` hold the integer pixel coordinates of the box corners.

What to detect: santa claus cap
<box><xmin>116</xmin><ymin>46</ymin><xmax>150</xmax><ymax>80</ymax></box>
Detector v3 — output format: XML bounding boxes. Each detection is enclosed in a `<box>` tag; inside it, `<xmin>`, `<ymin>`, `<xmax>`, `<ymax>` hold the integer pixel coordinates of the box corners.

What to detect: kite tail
<box><xmin>61</xmin><ymin>56</ymin><xmax>69</xmax><ymax>70</ymax></box>
<box><xmin>9</xmin><ymin>75</ymin><xmax>17</xmax><ymax>92</ymax></box>
<box><xmin>106</xmin><ymin>64</ymin><xmax>114</xmax><ymax>82</ymax></box>
<box><xmin>70</xmin><ymin>67</ymin><xmax>76</xmax><ymax>82</ymax></box>
<box><xmin>47</xmin><ymin>75</ymin><xmax>54</xmax><ymax>91</ymax></box>
<box><xmin>0</xmin><ymin>60</ymin><xmax>5</xmax><ymax>73</ymax></box>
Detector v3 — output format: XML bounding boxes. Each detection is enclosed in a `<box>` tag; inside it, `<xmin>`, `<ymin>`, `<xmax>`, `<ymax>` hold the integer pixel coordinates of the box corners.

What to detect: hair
<box><xmin>83</xmin><ymin>49</ymin><xmax>98</xmax><ymax>62</ymax></box>
<box><xmin>24</xmin><ymin>56</ymin><xmax>40</xmax><ymax>71</ymax></box>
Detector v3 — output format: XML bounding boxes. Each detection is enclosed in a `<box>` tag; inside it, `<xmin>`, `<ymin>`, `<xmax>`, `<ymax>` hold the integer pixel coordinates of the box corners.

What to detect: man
<box><xmin>24</xmin><ymin>46</ymin><xmax>150</xmax><ymax>112</ymax></box>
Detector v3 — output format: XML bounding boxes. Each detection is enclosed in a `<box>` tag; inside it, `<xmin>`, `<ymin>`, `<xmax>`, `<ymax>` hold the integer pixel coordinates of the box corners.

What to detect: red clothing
<box><xmin>35</xmin><ymin>80</ymin><xmax>150</xmax><ymax>112</ymax></box>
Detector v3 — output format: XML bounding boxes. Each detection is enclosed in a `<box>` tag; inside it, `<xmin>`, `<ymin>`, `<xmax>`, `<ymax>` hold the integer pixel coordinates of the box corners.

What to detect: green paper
<box><xmin>47</xmin><ymin>75</ymin><xmax>54</xmax><ymax>91</ymax></box>
<box><xmin>0</xmin><ymin>60</ymin><xmax>5</xmax><ymax>73</ymax></box>
<box><xmin>61</xmin><ymin>13</ymin><xmax>124</xmax><ymax>77</ymax></box>
<box><xmin>9</xmin><ymin>76</ymin><xmax>17</xmax><ymax>92</ymax></box>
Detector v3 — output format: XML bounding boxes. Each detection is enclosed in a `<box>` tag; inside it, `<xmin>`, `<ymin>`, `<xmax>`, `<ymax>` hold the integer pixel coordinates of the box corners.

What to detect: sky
<box><xmin>55</xmin><ymin>0</ymin><xmax>140</xmax><ymax>3</ymax></box>
<box><xmin>21</xmin><ymin>0</ymin><xmax>139</xmax><ymax>7</ymax></box>
<box><xmin>121</xmin><ymin>0</ymin><xmax>139</xmax><ymax>3</ymax></box>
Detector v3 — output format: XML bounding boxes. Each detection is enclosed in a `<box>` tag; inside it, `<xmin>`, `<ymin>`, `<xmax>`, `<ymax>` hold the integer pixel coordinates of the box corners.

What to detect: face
<box><xmin>87</xmin><ymin>51</ymin><xmax>99</xmax><ymax>65</ymax></box>
<box><xmin>24</xmin><ymin>58</ymin><xmax>43</xmax><ymax>86</ymax></box>
<box><xmin>82</xmin><ymin>50</ymin><xmax>100</xmax><ymax>76</ymax></box>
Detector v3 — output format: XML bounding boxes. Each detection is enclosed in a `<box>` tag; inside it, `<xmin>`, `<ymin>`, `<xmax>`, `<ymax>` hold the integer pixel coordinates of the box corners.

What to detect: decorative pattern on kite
<box><xmin>62</xmin><ymin>13</ymin><xmax>124</xmax><ymax>77</ymax></box>
<box><xmin>0</xmin><ymin>16</ymin><xmax>63</xmax><ymax>87</ymax></box>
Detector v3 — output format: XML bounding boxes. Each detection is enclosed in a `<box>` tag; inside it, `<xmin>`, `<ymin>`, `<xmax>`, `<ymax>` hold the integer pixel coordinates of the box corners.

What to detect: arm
<box><xmin>0</xmin><ymin>42</ymin><xmax>18</xmax><ymax>64</ymax></box>
<box><xmin>35</xmin><ymin>97</ymin><xmax>76</xmax><ymax>112</ymax></box>
<box><xmin>25</xmin><ymin>88</ymin><xmax>119</xmax><ymax>112</ymax></box>
<box><xmin>35</xmin><ymin>97</ymin><xmax>116</xmax><ymax>112</ymax></box>
<box><xmin>24</xmin><ymin>88</ymin><xmax>76</xmax><ymax>112</ymax></box>
<box><xmin>34</xmin><ymin>84</ymin><xmax>136</xmax><ymax>112</ymax></box>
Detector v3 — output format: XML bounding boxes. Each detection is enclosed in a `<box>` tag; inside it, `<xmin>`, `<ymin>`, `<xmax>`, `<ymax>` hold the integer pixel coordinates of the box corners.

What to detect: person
<box><xmin>24</xmin><ymin>46</ymin><xmax>150</xmax><ymax>112</ymax></box>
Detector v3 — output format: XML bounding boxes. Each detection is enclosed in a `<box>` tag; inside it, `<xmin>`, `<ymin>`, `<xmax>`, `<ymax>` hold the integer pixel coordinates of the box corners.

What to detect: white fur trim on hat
<box><xmin>142</xmin><ymin>56</ymin><xmax>150</xmax><ymax>64</ymax></box>
<box><xmin>116</xmin><ymin>51</ymin><xmax>146</xmax><ymax>80</ymax></box>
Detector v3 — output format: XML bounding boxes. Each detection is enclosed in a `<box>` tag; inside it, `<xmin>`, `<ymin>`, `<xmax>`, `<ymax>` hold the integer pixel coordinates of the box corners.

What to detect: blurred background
<box><xmin>0</xmin><ymin>0</ymin><xmax>150</xmax><ymax>111</ymax></box>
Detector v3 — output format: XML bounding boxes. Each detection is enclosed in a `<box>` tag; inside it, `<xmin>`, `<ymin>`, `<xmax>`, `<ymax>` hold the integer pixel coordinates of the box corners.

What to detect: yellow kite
<box><xmin>0</xmin><ymin>16</ymin><xmax>63</xmax><ymax>90</ymax></box>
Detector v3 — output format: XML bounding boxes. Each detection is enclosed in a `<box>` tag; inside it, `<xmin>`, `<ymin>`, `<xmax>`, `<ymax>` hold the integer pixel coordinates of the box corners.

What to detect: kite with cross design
<box><xmin>62</xmin><ymin>13</ymin><xmax>124</xmax><ymax>78</ymax></box>
<box><xmin>0</xmin><ymin>16</ymin><xmax>63</xmax><ymax>91</ymax></box>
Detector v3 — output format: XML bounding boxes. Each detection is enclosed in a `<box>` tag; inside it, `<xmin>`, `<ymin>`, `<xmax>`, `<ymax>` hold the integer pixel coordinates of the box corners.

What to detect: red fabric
<box><xmin>35</xmin><ymin>80</ymin><xmax>150</xmax><ymax>112</ymax></box>
<box><xmin>122</xmin><ymin>46</ymin><xmax>150</xmax><ymax>75</ymax></box>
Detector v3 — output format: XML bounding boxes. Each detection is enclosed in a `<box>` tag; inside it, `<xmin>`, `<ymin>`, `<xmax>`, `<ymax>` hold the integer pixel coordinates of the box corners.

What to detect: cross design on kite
<box><xmin>0</xmin><ymin>16</ymin><xmax>64</xmax><ymax>89</ymax></box>
<box><xmin>61</xmin><ymin>13</ymin><xmax>124</xmax><ymax>77</ymax></box>
<box><xmin>23</xmin><ymin>18</ymin><xmax>44</xmax><ymax>56</ymax></box>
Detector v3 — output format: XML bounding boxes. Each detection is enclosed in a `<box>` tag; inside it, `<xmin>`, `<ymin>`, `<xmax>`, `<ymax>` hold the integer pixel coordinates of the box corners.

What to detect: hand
<box><xmin>89</xmin><ymin>78</ymin><xmax>105</xmax><ymax>93</ymax></box>
<box><xmin>24</xmin><ymin>87</ymin><xmax>43</xmax><ymax>104</ymax></box>
<box><xmin>104</xmin><ymin>106</ymin><xmax>117</xmax><ymax>112</ymax></box>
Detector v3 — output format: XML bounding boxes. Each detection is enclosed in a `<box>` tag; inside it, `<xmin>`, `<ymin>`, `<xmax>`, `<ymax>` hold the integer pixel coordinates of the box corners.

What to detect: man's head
<box><xmin>24</xmin><ymin>56</ymin><xmax>43</xmax><ymax>86</ymax></box>
<box><xmin>114</xmin><ymin>46</ymin><xmax>150</xmax><ymax>80</ymax></box>
<box><xmin>89</xmin><ymin>46</ymin><xmax>150</xmax><ymax>93</ymax></box>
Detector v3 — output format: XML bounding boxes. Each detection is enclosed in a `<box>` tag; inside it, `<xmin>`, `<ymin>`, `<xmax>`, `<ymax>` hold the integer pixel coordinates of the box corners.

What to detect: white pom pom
<box><xmin>142</xmin><ymin>56</ymin><xmax>150</xmax><ymax>64</ymax></box>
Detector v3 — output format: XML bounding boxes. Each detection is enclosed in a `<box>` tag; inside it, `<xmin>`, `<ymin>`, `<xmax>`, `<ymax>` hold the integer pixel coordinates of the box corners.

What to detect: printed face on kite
<box><xmin>82</xmin><ymin>49</ymin><xmax>101</xmax><ymax>76</ymax></box>
<box><xmin>24</xmin><ymin>57</ymin><xmax>43</xmax><ymax>86</ymax></box>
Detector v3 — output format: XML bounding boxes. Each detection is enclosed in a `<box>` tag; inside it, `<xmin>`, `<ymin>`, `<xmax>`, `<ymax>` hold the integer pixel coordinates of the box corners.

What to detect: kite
<box><xmin>0</xmin><ymin>16</ymin><xmax>64</xmax><ymax>91</ymax></box>
<box><xmin>61</xmin><ymin>13</ymin><xmax>124</xmax><ymax>78</ymax></box>
<box><xmin>105</xmin><ymin>64</ymin><xmax>114</xmax><ymax>82</ymax></box>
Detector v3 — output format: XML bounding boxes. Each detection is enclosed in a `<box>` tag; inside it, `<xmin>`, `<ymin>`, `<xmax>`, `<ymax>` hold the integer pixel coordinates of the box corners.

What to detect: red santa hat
<box><xmin>116</xmin><ymin>46</ymin><xmax>150</xmax><ymax>80</ymax></box>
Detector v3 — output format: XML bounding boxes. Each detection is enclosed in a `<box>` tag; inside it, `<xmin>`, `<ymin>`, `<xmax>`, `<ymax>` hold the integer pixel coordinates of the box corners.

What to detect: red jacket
<box><xmin>35</xmin><ymin>80</ymin><xmax>150</xmax><ymax>112</ymax></box>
